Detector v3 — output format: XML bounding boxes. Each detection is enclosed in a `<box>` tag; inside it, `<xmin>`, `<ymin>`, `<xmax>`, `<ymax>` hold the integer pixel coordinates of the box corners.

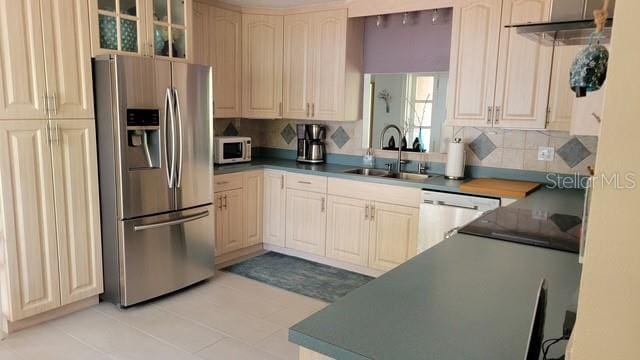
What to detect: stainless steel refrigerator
<box><xmin>93</xmin><ymin>55</ymin><xmax>215</xmax><ymax>307</ymax></box>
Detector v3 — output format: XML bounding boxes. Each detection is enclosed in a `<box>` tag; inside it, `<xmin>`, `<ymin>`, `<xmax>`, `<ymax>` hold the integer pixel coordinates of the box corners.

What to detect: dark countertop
<box><xmin>288</xmin><ymin>187</ymin><xmax>584</xmax><ymax>360</ymax></box>
<box><xmin>215</xmin><ymin>158</ymin><xmax>469</xmax><ymax>194</ymax></box>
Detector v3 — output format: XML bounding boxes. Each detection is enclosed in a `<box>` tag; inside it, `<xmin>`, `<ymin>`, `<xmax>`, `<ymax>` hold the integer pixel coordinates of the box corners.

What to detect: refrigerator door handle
<box><xmin>174</xmin><ymin>87</ymin><xmax>184</xmax><ymax>188</ymax></box>
<box><xmin>165</xmin><ymin>87</ymin><xmax>177</xmax><ymax>188</ymax></box>
<box><xmin>133</xmin><ymin>210</ymin><xmax>210</xmax><ymax>232</ymax></box>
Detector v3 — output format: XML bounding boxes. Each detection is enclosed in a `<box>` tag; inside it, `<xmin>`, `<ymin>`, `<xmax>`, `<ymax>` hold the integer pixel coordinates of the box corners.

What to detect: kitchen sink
<box><xmin>343</xmin><ymin>168</ymin><xmax>393</xmax><ymax>177</ymax></box>
<box><xmin>343</xmin><ymin>168</ymin><xmax>433</xmax><ymax>182</ymax></box>
<box><xmin>385</xmin><ymin>172</ymin><xmax>432</xmax><ymax>181</ymax></box>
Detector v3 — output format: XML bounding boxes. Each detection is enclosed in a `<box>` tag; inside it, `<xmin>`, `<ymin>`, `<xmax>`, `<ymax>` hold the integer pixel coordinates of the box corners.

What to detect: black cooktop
<box><xmin>459</xmin><ymin>207</ymin><xmax>582</xmax><ymax>253</ymax></box>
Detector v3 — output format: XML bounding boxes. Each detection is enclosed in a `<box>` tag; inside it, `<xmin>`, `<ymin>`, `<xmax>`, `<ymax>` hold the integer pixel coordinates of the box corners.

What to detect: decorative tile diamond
<box><xmin>557</xmin><ymin>138</ymin><xmax>591</xmax><ymax>168</ymax></box>
<box><xmin>469</xmin><ymin>133</ymin><xmax>497</xmax><ymax>160</ymax></box>
<box><xmin>223</xmin><ymin>122</ymin><xmax>239</xmax><ymax>136</ymax></box>
<box><xmin>280</xmin><ymin>123</ymin><xmax>296</xmax><ymax>144</ymax></box>
<box><xmin>331</xmin><ymin>126</ymin><xmax>351</xmax><ymax>149</ymax></box>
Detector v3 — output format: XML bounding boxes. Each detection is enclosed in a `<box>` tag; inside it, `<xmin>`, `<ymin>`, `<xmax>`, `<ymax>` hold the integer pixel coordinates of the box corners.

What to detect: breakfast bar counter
<box><xmin>288</xmin><ymin>188</ymin><xmax>584</xmax><ymax>360</ymax></box>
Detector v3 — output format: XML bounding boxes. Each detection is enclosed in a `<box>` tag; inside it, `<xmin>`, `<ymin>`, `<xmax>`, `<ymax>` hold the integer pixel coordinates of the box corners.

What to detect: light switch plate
<box><xmin>538</xmin><ymin>146</ymin><xmax>554</xmax><ymax>161</ymax></box>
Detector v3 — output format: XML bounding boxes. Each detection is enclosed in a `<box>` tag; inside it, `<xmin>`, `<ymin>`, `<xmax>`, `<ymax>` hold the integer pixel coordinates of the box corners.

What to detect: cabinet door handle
<box><xmin>281</xmin><ymin>174</ymin><xmax>285</xmax><ymax>189</ymax></box>
<box><xmin>223</xmin><ymin>195</ymin><xmax>228</xmax><ymax>210</ymax></box>
<box><xmin>591</xmin><ymin>112</ymin><xmax>602</xmax><ymax>123</ymax></box>
<box><xmin>279</xmin><ymin>102</ymin><xmax>283</xmax><ymax>117</ymax></box>
<box><xmin>311</xmin><ymin>103</ymin><xmax>315</xmax><ymax>117</ymax></box>
<box><xmin>51</xmin><ymin>92</ymin><xmax>58</xmax><ymax>115</ymax></box>
<box><xmin>365</xmin><ymin>205</ymin><xmax>369</xmax><ymax>220</ymax></box>
<box><xmin>321</xmin><ymin>197</ymin><xmax>325</xmax><ymax>212</ymax></box>
<box><xmin>487</xmin><ymin>106</ymin><xmax>493</xmax><ymax>124</ymax></box>
<box><xmin>306</xmin><ymin>103</ymin><xmax>310</xmax><ymax>117</ymax></box>
<box><xmin>297</xmin><ymin>180</ymin><xmax>312</xmax><ymax>185</ymax></box>
<box><xmin>217</xmin><ymin>196</ymin><xmax>223</xmax><ymax>210</ymax></box>
<box><xmin>494</xmin><ymin>106</ymin><xmax>501</xmax><ymax>124</ymax></box>
<box><xmin>217</xmin><ymin>181</ymin><xmax>229</xmax><ymax>185</ymax></box>
<box><xmin>370</xmin><ymin>204</ymin><xmax>375</xmax><ymax>220</ymax></box>
<box><xmin>43</xmin><ymin>92</ymin><xmax>49</xmax><ymax>115</ymax></box>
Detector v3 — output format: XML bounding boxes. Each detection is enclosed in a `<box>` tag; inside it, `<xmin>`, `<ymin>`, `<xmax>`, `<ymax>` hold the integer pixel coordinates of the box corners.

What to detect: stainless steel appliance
<box><xmin>418</xmin><ymin>191</ymin><xmax>500</xmax><ymax>252</ymax></box>
<box><xmin>459</xmin><ymin>207</ymin><xmax>582</xmax><ymax>253</ymax></box>
<box><xmin>504</xmin><ymin>0</ymin><xmax>616</xmax><ymax>46</ymax></box>
<box><xmin>93</xmin><ymin>55</ymin><xmax>215</xmax><ymax>307</ymax></box>
<box><xmin>297</xmin><ymin>124</ymin><xmax>326</xmax><ymax>163</ymax></box>
<box><xmin>214</xmin><ymin>136</ymin><xmax>252</xmax><ymax>164</ymax></box>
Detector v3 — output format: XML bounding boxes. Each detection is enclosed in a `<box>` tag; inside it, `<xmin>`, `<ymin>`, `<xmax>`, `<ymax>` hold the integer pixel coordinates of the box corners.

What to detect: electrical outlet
<box><xmin>538</xmin><ymin>146</ymin><xmax>554</xmax><ymax>161</ymax></box>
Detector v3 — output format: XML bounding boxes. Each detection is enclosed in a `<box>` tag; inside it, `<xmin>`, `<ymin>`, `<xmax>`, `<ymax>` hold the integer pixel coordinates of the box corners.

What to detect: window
<box><xmin>405</xmin><ymin>74</ymin><xmax>435</xmax><ymax>152</ymax></box>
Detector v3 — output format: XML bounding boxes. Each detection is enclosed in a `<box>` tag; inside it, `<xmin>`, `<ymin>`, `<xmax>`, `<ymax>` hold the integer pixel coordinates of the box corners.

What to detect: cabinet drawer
<box><xmin>328</xmin><ymin>178</ymin><xmax>420</xmax><ymax>208</ymax></box>
<box><xmin>286</xmin><ymin>173</ymin><xmax>327</xmax><ymax>193</ymax></box>
<box><xmin>214</xmin><ymin>173</ymin><xmax>244</xmax><ymax>192</ymax></box>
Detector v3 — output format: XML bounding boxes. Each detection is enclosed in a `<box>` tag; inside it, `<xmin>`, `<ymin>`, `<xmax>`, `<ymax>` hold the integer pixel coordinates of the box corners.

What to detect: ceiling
<box><xmin>220</xmin><ymin>0</ymin><xmax>341</xmax><ymax>8</ymax></box>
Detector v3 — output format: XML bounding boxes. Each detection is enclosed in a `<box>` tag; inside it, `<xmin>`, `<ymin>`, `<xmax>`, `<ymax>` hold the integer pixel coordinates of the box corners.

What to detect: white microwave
<box><xmin>214</xmin><ymin>136</ymin><xmax>252</xmax><ymax>164</ymax></box>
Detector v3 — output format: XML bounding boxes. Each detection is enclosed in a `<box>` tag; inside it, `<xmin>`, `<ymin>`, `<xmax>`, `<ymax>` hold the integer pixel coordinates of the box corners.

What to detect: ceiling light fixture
<box><xmin>432</xmin><ymin>9</ymin><xmax>440</xmax><ymax>25</ymax></box>
<box><xmin>403</xmin><ymin>12</ymin><xmax>410</xmax><ymax>25</ymax></box>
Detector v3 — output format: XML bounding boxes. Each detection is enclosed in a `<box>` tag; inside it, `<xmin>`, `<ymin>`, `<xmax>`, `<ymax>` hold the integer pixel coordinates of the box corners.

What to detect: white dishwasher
<box><xmin>418</xmin><ymin>190</ymin><xmax>501</xmax><ymax>252</ymax></box>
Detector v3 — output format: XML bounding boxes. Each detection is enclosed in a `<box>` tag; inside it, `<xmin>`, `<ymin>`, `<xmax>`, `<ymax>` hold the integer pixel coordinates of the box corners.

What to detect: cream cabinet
<box><xmin>285</xmin><ymin>189</ymin><xmax>327</xmax><ymax>256</ymax></box>
<box><xmin>325</xmin><ymin>196</ymin><xmax>370</xmax><ymax>267</ymax></box>
<box><xmin>89</xmin><ymin>0</ymin><xmax>192</xmax><ymax>61</ymax></box>
<box><xmin>215</xmin><ymin>188</ymin><xmax>244</xmax><ymax>255</ymax></box>
<box><xmin>0</xmin><ymin>0</ymin><xmax>93</xmax><ymax>120</ymax></box>
<box><xmin>193</xmin><ymin>3</ymin><xmax>243</xmax><ymax>117</ymax></box>
<box><xmin>211</xmin><ymin>6</ymin><xmax>243</xmax><ymax>118</ymax></box>
<box><xmin>0</xmin><ymin>119</ymin><xmax>103</xmax><ymax>322</ymax></box>
<box><xmin>368</xmin><ymin>202</ymin><xmax>419</xmax><ymax>272</ymax></box>
<box><xmin>244</xmin><ymin>171</ymin><xmax>264</xmax><ymax>246</ymax></box>
<box><xmin>283</xmin><ymin>12</ymin><xmax>314</xmax><ymax>119</ymax></box>
<box><xmin>282</xmin><ymin>9</ymin><xmax>363</xmax><ymax>121</ymax></box>
<box><xmin>263</xmin><ymin>170</ymin><xmax>287</xmax><ymax>247</ymax></box>
<box><xmin>547</xmin><ymin>45</ymin><xmax>605</xmax><ymax>136</ymax></box>
<box><xmin>242</xmin><ymin>14</ymin><xmax>284</xmax><ymax>119</ymax></box>
<box><xmin>448</xmin><ymin>0</ymin><xmax>552</xmax><ymax>129</ymax></box>
<box><xmin>493</xmin><ymin>0</ymin><xmax>552</xmax><ymax>128</ymax></box>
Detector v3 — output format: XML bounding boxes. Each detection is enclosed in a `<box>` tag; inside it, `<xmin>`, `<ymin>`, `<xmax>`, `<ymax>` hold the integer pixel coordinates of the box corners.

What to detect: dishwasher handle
<box><xmin>423</xmin><ymin>199</ymin><xmax>479</xmax><ymax>210</ymax></box>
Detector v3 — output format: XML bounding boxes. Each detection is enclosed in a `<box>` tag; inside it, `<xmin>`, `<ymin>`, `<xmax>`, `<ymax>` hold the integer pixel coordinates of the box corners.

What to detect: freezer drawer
<box><xmin>118</xmin><ymin>205</ymin><xmax>215</xmax><ymax>306</ymax></box>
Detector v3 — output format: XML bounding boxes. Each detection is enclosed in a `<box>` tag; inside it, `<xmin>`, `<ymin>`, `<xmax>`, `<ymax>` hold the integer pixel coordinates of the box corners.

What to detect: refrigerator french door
<box><xmin>94</xmin><ymin>55</ymin><xmax>214</xmax><ymax>307</ymax></box>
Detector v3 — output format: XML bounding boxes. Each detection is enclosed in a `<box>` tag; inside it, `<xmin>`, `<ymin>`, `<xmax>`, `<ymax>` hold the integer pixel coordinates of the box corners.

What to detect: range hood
<box><xmin>505</xmin><ymin>0</ymin><xmax>615</xmax><ymax>46</ymax></box>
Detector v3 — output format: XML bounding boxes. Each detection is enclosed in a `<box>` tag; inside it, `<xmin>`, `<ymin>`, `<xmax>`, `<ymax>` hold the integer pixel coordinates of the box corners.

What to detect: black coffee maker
<box><xmin>296</xmin><ymin>124</ymin><xmax>326</xmax><ymax>164</ymax></box>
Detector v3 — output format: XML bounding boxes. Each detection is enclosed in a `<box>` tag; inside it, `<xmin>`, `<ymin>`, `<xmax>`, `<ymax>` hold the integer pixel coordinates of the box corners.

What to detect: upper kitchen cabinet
<box><xmin>211</xmin><ymin>6</ymin><xmax>243</xmax><ymax>118</ymax></box>
<box><xmin>89</xmin><ymin>0</ymin><xmax>192</xmax><ymax>61</ymax></box>
<box><xmin>0</xmin><ymin>0</ymin><xmax>93</xmax><ymax>120</ymax></box>
<box><xmin>192</xmin><ymin>3</ymin><xmax>242</xmax><ymax>117</ymax></box>
<box><xmin>283</xmin><ymin>9</ymin><xmax>364</xmax><ymax>121</ymax></box>
<box><xmin>242</xmin><ymin>14</ymin><xmax>284</xmax><ymax>119</ymax></box>
<box><xmin>448</xmin><ymin>0</ymin><xmax>552</xmax><ymax>129</ymax></box>
<box><xmin>493</xmin><ymin>0</ymin><xmax>552</xmax><ymax>128</ymax></box>
<box><xmin>447</xmin><ymin>0</ymin><xmax>502</xmax><ymax>127</ymax></box>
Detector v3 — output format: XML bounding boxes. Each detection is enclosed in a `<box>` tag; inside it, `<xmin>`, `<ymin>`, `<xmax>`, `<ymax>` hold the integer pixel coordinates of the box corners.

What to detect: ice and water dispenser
<box><xmin>126</xmin><ymin>109</ymin><xmax>161</xmax><ymax>170</ymax></box>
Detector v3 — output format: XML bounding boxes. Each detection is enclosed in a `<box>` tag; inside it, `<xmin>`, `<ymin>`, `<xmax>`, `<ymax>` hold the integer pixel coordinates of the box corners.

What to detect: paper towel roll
<box><xmin>445</xmin><ymin>139</ymin><xmax>466</xmax><ymax>179</ymax></box>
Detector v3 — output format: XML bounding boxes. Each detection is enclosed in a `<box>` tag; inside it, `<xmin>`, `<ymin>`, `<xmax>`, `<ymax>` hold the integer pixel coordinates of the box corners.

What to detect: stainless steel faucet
<box><xmin>380</xmin><ymin>124</ymin><xmax>403</xmax><ymax>174</ymax></box>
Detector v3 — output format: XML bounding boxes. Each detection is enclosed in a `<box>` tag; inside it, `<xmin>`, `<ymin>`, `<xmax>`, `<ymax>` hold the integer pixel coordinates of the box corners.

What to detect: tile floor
<box><xmin>0</xmin><ymin>271</ymin><xmax>328</xmax><ymax>360</ymax></box>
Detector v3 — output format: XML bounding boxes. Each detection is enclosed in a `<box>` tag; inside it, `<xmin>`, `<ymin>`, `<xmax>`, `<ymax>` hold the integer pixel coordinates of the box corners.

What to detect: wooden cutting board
<box><xmin>459</xmin><ymin>178</ymin><xmax>541</xmax><ymax>199</ymax></box>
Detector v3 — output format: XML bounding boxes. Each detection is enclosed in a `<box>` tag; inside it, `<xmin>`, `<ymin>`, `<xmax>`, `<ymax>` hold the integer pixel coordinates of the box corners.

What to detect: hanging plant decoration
<box><xmin>569</xmin><ymin>0</ymin><xmax>610</xmax><ymax>97</ymax></box>
<box><xmin>378</xmin><ymin>89</ymin><xmax>391</xmax><ymax>113</ymax></box>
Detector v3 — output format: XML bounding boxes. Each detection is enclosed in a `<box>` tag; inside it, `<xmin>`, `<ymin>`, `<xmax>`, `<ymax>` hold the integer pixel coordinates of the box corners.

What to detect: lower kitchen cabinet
<box><xmin>285</xmin><ymin>189</ymin><xmax>327</xmax><ymax>256</ymax></box>
<box><xmin>325</xmin><ymin>196</ymin><xmax>370</xmax><ymax>266</ymax></box>
<box><xmin>0</xmin><ymin>119</ymin><xmax>102</xmax><ymax>322</ymax></box>
<box><xmin>263</xmin><ymin>170</ymin><xmax>286</xmax><ymax>247</ymax></box>
<box><xmin>244</xmin><ymin>171</ymin><xmax>263</xmax><ymax>246</ymax></box>
<box><xmin>215</xmin><ymin>188</ymin><xmax>244</xmax><ymax>255</ymax></box>
<box><xmin>368</xmin><ymin>202</ymin><xmax>419</xmax><ymax>272</ymax></box>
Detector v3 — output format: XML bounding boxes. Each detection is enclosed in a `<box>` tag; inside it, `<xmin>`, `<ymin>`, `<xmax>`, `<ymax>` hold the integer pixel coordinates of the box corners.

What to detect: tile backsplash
<box><xmin>214</xmin><ymin>118</ymin><xmax>597</xmax><ymax>175</ymax></box>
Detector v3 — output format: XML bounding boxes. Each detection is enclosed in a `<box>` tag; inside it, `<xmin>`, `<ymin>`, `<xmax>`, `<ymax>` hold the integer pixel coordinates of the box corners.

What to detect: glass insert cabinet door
<box><xmin>90</xmin><ymin>0</ymin><xmax>191</xmax><ymax>60</ymax></box>
<box><xmin>151</xmin><ymin>0</ymin><xmax>189</xmax><ymax>59</ymax></box>
<box><xmin>92</xmin><ymin>0</ymin><xmax>147</xmax><ymax>55</ymax></box>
